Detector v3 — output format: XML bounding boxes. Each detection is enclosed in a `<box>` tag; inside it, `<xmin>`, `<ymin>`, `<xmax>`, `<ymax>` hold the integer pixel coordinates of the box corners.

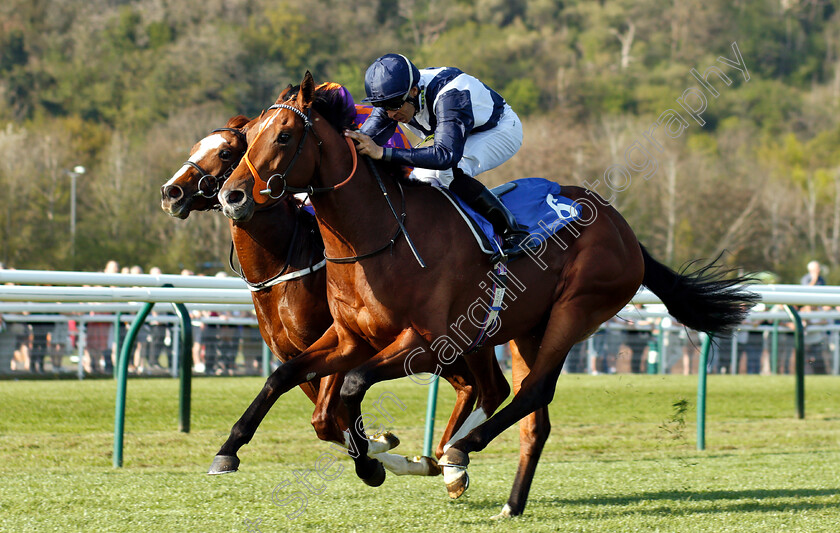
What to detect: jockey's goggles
<box><xmin>373</xmin><ymin>94</ymin><xmax>409</xmax><ymax>111</ymax></box>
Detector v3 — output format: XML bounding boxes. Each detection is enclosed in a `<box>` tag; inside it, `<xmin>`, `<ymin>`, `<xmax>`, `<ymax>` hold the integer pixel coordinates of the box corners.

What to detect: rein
<box><xmin>323</xmin><ymin>158</ymin><xmax>426</xmax><ymax>268</ymax></box>
<box><xmin>324</xmin><ymin>175</ymin><xmax>407</xmax><ymax>264</ymax></box>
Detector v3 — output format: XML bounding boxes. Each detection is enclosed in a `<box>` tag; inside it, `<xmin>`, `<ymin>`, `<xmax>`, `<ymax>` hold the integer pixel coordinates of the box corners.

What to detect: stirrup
<box><xmin>490</xmin><ymin>232</ymin><xmax>528</xmax><ymax>264</ymax></box>
<box><xmin>489</xmin><ymin>249</ymin><xmax>507</xmax><ymax>265</ymax></box>
<box><xmin>503</xmin><ymin>230</ymin><xmax>529</xmax><ymax>250</ymax></box>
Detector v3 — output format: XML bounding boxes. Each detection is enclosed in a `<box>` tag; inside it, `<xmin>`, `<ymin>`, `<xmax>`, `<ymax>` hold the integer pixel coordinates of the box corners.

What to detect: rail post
<box><xmin>170</xmin><ymin>298</ymin><xmax>193</xmax><ymax>433</ymax></box>
<box><xmin>76</xmin><ymin>320</ymin><xmax>86</xmax><ymax>380</ymax></box>
<box><xmin>658</xmin><ymin>322</ymin><xmax>667</xmax><ymax>374</ymax></box>
<box><xmin>422</xmin><ymin>374</ymin><xmax>440</xmax><ymax>457</ymax></box>
<box><xmin>262</xmin><ymin>342</ymin><xmax>271</xmax><ymax>378</ymax></box>
<box><xmin>696</xmin><ymin>332</ymin><xmax>712</xmax><ymax>451</ymax></box>
<box><xmin>113</xmin><ymin>301</ymin><xmax>154</xmax><ymax>468</ymax></box>
<box><xmin>784</xmin><ymin>305</ymin><xmax>805</xmax><ymax>419</ymax></box>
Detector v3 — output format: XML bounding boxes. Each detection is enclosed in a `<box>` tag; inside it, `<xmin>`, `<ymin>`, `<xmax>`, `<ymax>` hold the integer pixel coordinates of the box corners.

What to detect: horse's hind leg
<box><xmin>439</xmin><ymin>302</ymin><xmax>590</xmax><ymax>497</ymax></box>
<box><xmin>437</xmin><ymin>344</ymin><xmax>511</xmax><ymax>498</ymax></box>
<box><xmin>494</xmin><ymin>336</ymin><xmax>550</xmax><ymax>519</ymax></box>
<box><xmin>435</xmin><ymin>358</ymin><xmax>478</xmax><ymax>459</ymax></box>
<box><xmin>460</xmin><ymin>343</ymin><xmax>511</xmax><ymax>432</ymax></box>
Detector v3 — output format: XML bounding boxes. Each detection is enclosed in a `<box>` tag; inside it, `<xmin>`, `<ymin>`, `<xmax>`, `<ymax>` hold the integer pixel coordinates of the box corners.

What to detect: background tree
<box><xmin>1</xmin><ymin>0</ymin><xmax>839</xmax><ymax>282</ymax></box>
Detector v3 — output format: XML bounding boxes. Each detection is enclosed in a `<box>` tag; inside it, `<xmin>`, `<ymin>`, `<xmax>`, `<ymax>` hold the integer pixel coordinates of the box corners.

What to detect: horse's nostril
<box><xmin>163</xmin><ymin>185</ymin><xmax>183</xmax><ymax>201</ymax></box>
<box><xmin>226</xmin><ymin>190</ymin><xmax>245</xmax><ymax>206</ymax></box>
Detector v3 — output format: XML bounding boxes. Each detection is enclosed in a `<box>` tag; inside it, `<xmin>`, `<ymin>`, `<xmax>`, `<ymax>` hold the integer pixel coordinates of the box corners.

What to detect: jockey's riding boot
<box><xmin>450</xmin><ymin>168</ymin><xmax>529</xmax><ymax>261</ymax></box>
<box><xmin>467</xmin><ymin>187</ymin><xmax>530</xmax><ymax>259</ymax></box>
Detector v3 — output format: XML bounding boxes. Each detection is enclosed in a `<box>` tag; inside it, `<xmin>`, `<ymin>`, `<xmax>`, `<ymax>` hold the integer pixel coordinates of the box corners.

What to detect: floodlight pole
<box><xmin>68</xmin><ymin>165</ymin><xmax>85</xmax><ymax>268</ymax></box>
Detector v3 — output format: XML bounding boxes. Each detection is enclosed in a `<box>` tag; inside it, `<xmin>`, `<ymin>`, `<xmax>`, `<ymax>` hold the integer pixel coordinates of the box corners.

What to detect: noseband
<box><xmin>183</xmin><ymin>127</ymin><xmax>247</xmax><ymax>199</ymax></box>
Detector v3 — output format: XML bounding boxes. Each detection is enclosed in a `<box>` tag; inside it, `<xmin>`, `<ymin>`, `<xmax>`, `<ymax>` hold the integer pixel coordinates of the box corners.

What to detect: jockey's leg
<box><xmin>449</xmin><ymin>168</ymin><xmax>529</xmax><ymax>256</ymax></box>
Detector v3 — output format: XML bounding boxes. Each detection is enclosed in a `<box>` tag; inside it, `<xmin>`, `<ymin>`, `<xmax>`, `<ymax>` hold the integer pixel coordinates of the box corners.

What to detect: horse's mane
<box><xmin>225</xmin><ymin>115</ymin><xmax>250</xmax><ymax>129</ymax></box>
<box><xmin>282</xmin><ymin>82</ymin><xmax>356</xmax><ymax>132</ymax></box>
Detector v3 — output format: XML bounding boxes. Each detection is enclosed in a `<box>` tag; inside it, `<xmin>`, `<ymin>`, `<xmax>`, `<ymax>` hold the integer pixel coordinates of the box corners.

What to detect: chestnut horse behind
<box><xmin>217</xmin><ymin>73</ymin><xmax>758</xmax><ymax>518</ymax></box>
<box><xmin>160</xmin><ymin>109</ymin><xmax>509</xmax><ymax>479</ymax></box>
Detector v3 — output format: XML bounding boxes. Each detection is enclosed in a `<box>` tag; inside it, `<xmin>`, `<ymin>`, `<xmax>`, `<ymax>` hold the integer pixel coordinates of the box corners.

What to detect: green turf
<box><xmin>0</xmin><ymin>374</ymin><xmax>838</xmax><ymax>532</ymax></box>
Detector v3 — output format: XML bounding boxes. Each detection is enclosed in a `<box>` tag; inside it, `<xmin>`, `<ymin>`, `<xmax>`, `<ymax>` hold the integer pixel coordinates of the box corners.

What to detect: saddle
<box><xmin>435</xmin><ymin>177</ymin><xmax>582</xmax><ymax>259</ymax></box>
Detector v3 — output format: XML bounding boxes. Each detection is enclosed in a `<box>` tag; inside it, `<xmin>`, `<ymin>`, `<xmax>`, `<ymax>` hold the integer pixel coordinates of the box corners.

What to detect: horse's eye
<box><xmin>219</xmin><ymin>150</ymin><xmax>232</xmax><ymax>160</ymax></box>
<box><xmin>277</xmin><ymin>132</ymin><xmax>292</xmax><ymax>144</ymax></box>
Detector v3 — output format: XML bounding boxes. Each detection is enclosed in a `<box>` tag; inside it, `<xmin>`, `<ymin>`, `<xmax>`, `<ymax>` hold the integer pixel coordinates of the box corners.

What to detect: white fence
<box><xmin>4</xmin><ymin>269</ymin><xmax>840</xmax><ymax>378</ymax></box>
<box><xmin>0</xmin><ymin>270</ymin><xmax>265</xmax><ymax>378</ymax></box>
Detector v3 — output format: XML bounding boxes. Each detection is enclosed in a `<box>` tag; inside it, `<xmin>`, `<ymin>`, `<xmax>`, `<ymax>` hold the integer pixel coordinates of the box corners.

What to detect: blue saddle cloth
<box><xmin>435</xmin><ymin>177</ymin><xmax>582</xmax><ymax>255</ymax></box>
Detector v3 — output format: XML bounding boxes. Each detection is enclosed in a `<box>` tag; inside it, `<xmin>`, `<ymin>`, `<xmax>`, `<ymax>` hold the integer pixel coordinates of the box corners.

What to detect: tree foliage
<box><xmin>1</xmin><ymin>0</ymin><xmax>839</xmax><ymax>281</ymax></box>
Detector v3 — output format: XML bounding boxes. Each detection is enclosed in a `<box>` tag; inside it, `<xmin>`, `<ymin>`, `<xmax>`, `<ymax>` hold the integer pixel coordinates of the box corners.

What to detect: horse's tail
<box><xmin>640</xmin><ymin>244</ymin><xmax>760</xmax><ymax>336</ymax></box>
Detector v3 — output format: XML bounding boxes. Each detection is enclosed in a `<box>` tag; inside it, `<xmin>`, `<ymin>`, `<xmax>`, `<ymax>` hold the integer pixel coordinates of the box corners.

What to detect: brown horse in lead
<box><xmin>160</xmin><ymin>111</ymin><xmax>509</xmax><ymax>478</ymax></box>
<box><xmin>217</xmin><ymin>73</ymin><xmax>757</xmax><ymax>517</ymax></box>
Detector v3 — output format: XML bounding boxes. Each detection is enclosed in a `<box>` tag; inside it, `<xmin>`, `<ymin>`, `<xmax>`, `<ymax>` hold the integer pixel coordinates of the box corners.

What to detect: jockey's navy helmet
<box><xmin>362</xmin><ymin>54</ymin><xmax>421</xmax><ymax>108</ymax></box>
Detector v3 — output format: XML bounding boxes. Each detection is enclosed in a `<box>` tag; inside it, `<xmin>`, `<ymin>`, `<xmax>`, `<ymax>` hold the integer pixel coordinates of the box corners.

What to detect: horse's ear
<box><xmin>277</xmin><ymin>84</ymin><xmax>294</xmax><ymax>102</ymax></box>
<box><xmin>297</xmin><ymin>71</ymin><xmax>315</xmax><ymax>109</ymax></box>
<box><xmin>225</xmin><ymin>115</ymin><xmax>250</xmax><ymax>129</ymax></box>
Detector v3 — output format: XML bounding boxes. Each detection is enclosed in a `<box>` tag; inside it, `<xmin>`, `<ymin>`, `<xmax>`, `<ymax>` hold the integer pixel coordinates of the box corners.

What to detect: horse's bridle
<box><xmin>184</xmin><ymin>127</ymin><xmax>247</xmax><ymax>199</ymax></box>
<box><xmin>243</xmin><ymin>100</ymin><xmax>424</xmax><ymax>267</ymax></box>
<box><xmin>244</xmin><ymin>103</ymin><xmax>358</xmax><ymax>200</ymax></box>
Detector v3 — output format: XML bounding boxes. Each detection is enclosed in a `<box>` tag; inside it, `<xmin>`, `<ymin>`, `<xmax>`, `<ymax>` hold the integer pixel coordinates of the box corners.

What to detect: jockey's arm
<box><xmin>359</xmin><ymin>107</ymin><xmax>400</xmax><ymax>146</ymax></box>
<box><xmin>382</xmin><ymin>90</ymin><xmax>475</xmax><ymax>170</ymax></box>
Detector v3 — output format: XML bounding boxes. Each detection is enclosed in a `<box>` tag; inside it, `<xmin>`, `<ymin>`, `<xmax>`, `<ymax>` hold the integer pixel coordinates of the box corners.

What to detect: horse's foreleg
<box><xmin>209</xmin><ymin>360</ymin><xmax>320</xmax><ymax>474</ymax></box>
<box><xmin>339</xmin><ymin>328</ymin><xmax>439</xmax><ymax>486</ymax></box>
<box><xmin>210</xmin><ymin>324</ymin><xmax>373</xmax><ymax>474</ymax></box>
<box><xmin>311</xmin><ymin>372</ymin><xmax>402</xmax><ymax>456</ymax></box>
<box><xmin>310</xmin><ymin>372</ymin><xmax>349</xmax><ymax>444</ymax></box>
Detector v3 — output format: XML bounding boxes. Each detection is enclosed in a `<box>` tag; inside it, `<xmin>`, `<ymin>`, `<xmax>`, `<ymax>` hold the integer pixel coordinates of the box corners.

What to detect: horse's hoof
<box><xmin>444</xmin><ymin>467</ymin><xmax>469</xmax><ymax>499</ymax></box>
<box><xmin>414</xmin><ymin>455</ymin><xmax>442</xmax><ymax>476</ymax></box>
<box><xmin>208</xmin><ymin>455</ymin><xmax>240</xmax><ymax>475</ymax></box>
<box><xmin>359</xmin><ymin>459</ymin><xmax>386</xmax><ymax>487</ymax></box>
<box><xmin>368</xmin><ymin>431</ymin><xmax>400</xmax><ymax>454</ymax></box>
<box><xmin>380</xmin><ymin>431</ymin><xmax>400</xmax><ymax>450</ymax></box>
<box><xmin>491</xmin><ymin>504</ymin><xmax>515</xmax><ymax>520</ymax></box>
<box><xmin>439</xmin><ymin>447</ymin><xmax>470</xmax><ymax>468</ymax></box>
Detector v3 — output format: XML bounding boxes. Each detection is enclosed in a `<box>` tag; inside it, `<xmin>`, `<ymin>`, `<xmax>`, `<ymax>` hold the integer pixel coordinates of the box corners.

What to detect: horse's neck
<box><xmin>310</xmin><ymin>131</ymin><xmax>403</xmax><ymax>258</ymax></box>
<box><xmin>228</xmin><ymin>200</ymin><xmax>311</xmax><ymax>280</ymax></box>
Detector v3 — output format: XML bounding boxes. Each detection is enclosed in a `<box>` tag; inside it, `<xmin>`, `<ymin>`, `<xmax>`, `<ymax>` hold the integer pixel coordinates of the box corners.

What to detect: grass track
<box><xmin>0</xmin><ymin>374</ymin><xmax>838</xmax><ymax>532</ymax></box>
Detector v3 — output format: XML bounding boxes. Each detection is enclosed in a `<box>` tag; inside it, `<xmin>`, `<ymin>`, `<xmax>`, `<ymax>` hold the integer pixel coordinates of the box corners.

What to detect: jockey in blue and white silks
<box><xmin>345</xmin><ymin>53</ymin><xmax>528</xmax><ymax>258</ymax></box>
